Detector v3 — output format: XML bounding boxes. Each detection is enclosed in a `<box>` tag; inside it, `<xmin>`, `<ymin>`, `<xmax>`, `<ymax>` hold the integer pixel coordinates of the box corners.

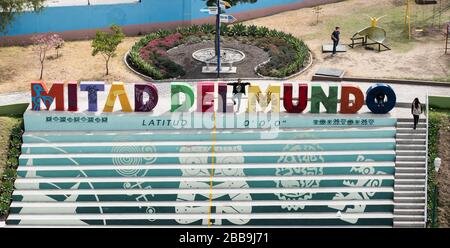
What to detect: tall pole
<box><xmin>216</xmin><ymin>0</ymin><xmax>221</xmax><ymax>78</ymax></box>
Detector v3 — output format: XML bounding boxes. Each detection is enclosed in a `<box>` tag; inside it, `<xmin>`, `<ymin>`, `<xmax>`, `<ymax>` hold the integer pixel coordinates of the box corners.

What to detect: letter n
<box><xmin>310</xmin><ymin>85</ymin><xmax>338</xmax><ymax>114</ymax></box>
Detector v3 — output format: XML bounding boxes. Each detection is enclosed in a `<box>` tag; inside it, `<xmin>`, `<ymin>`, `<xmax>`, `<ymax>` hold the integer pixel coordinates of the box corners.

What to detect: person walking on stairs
<box><xmin>411</xmin><ymin>98</ymin><xmax>423</xmax><ymax>130</ymax></box>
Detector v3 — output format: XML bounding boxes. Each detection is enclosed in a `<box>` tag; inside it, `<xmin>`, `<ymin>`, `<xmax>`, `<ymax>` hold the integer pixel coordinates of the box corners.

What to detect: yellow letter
<box><xmin>103</xmin><ymin>82</ymin><xmax>132</xmax><ymax>112</ymax></box>
<box><xmin>247</xmin><ymin>84</ymin><xmax>280</xmax><ymax>113</ymax></box>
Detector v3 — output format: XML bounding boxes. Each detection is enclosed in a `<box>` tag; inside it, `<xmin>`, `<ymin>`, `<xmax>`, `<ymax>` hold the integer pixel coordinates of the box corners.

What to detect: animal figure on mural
<box><xmin>175</xmin><ymin>146</ymin><xmax>252</xmax><ymax>226</ymax></box>
<box><xmin>329</xmin><ymin>155</ymin><xmax>385</xmax><ymax>224</ymax></box>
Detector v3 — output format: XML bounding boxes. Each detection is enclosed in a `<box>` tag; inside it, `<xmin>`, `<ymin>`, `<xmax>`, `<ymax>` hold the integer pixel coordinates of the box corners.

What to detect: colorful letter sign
<box><xmin>30</xmin><ymin>81</ymin><xmax>398</xmax><ymax>115</ymax></box>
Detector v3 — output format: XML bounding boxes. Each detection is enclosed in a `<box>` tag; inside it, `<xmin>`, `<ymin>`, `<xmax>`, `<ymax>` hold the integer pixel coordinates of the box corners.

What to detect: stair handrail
<box><xmin>424</xmin><ymin>92</ymin><xmax>429</xmax><ymax>227</ymax></box>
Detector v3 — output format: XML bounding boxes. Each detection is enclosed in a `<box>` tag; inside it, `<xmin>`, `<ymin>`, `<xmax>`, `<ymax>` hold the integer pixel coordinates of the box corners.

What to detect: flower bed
<box><xmin>127</xmin><ymin>24</ymin><xmax>310</xmax><ymax>80</ymax></box>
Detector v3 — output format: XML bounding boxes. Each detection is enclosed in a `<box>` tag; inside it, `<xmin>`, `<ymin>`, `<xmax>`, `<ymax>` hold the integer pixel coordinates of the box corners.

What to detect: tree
<box><xmin>51</xmin><ymin>34</ymin><xmax>64</xmax><ymax>58</ymax></box>
<box><xmin>91</xmin><ymin>25</ymin><xmax>125</xmax><ymax>76</ymax></box>
<box><xmin>32</xmin><ymin>34</ymin><xmax>54</xmax><ymax>80</ymax></box>
<box><xmin>0</xmin><ymin>0</ymin><xmax>45</xmax><ymax>33</ymax></box>
<box><xmin>312</xmin><ymin>6</ymin><xmax>323</xmax><ymax>25</ymax></box>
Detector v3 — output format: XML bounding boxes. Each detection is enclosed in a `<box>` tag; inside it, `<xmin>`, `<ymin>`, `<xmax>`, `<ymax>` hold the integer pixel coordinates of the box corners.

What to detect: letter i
<box><xmin>68</xmin><ymin>81</ymin><xmax>78</xmax><ymax>111</ymax></box>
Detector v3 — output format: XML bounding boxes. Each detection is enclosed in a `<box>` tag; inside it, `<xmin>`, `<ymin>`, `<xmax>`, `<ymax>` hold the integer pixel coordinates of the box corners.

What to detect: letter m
<box><xmin>31</xmin><ymin>81</ymin><xmax>65</xmax><ymax>111</ymax></box>
<box><xmin>247</xmin><ymin>85</ymin><xmax>280</xmax><ymax>113</ymax></box>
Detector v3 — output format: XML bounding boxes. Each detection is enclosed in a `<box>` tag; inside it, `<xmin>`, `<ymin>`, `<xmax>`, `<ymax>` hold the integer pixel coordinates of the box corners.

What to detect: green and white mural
<box><xmin>8</xmin><ymin>112</ymin><xmax>397</xmax><ymax>226</ymax></box>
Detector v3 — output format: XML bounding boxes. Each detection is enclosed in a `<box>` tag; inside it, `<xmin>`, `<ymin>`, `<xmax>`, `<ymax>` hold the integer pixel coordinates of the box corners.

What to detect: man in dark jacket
<box><xmin>227</xmin><ymin>79</ymin><xmax>250</xmax><ymax>112</ymax></box>
<box><xmin>331</xmin><ymin>26</ymin><xmax>341</xmax><ymax>56</ymax></box>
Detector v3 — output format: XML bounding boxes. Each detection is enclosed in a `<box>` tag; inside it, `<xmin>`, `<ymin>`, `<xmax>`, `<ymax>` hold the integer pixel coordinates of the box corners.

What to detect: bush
<box><xmin>0</xmin><ymin>202</ymin><xmax>9</xmax><ymax>215</ymax></box>
<box><xmin>2</xmin><ymin>168</ymin><xmax>16</xmax><ymax>182</ymax></box>
<box><xmin>0</xmin><ymin>181</ymin><xmax>14</xmax><ymax>194</ymax></box>
<box><xmin>0</xmin><ymin>192</ymin><xmax>11</xmax><ymax>204</ymax></box>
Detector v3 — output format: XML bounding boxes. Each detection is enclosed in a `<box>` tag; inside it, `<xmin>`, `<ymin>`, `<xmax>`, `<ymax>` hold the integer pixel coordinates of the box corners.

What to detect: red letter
<box><xmin>68</xmin><ymin>81</ymin><xmax>78</xmax><ymax>112</ymax></box>
<box><xmin>340</xmin><ymin>85</ymin><xmax>364</xmax><ymax>114</ymax></box>
<box><xmin>197</xmin><ymin>82</ymin><xmax>215</xmax><ymax>112</ymax></box>
<box><xmin>283</xmin><ymin>83</ymin><xmax>308</xmax><ymax>113</ymax></box>
<box><xmin>31</xmin><ymin>81</ymin><xmax>65</xmax><ymax>111</ymax></box>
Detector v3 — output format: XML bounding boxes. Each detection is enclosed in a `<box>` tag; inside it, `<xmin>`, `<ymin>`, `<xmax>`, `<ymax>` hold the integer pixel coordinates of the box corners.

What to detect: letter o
<box><xmin>366</xmin><ymin>84</ymin><xmax>396</xmax><ymax>114</ymax></box>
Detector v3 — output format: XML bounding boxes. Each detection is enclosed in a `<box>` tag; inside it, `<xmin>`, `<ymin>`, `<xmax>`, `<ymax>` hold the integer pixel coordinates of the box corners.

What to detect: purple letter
<box><xmin>80</xmin><ymin>81</ymin><xmax>105</xmax><ymax>112</ymax></box>
<box><xmin>135</xmin><ymin>83</ymin><xmax>159</xmax><ymax>112</ymax></box>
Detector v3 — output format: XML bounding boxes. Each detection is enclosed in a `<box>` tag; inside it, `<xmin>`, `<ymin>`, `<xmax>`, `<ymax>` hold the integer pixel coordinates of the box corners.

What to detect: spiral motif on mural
<box><xmin>112</xmin><ymin>145</ymin><xmax>157</xmax><ymax>177</ymax></box>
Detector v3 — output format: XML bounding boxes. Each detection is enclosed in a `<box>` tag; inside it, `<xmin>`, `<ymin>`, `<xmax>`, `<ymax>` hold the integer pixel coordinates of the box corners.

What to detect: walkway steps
<box><xmin>6</xmin><ymin>113</ymin><xmax>403</xmax><ymax>227</ymax></box>
<box><xmin>393</xmin><ymin>119</ymin><xmax>427</xmax><ymax>228</ymax></box>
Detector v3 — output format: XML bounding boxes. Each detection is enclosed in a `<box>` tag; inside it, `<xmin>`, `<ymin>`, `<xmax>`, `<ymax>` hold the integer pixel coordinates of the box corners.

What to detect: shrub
<box><xmin>0</xmin><ymin>202</ymin><xmax>9</xmax><ymax>216</ymax></box>
<box><xmin>0</xmin><ymin>181</ymin><xmax>14</xmax><ymax>194</ymax></box>
<box><xmin>0</xmin><ymin>192</ymin><xmax>11</xmax><ymax>204</ymax></box>
<box><xmin>2</xmin><ymin>168</ymin><xmax>16</xmax><ymax>182</ymax></box>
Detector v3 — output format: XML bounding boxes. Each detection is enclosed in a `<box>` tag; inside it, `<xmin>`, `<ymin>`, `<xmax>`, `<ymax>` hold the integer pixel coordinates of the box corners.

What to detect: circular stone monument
<box><xmin>192</xmin><ymin>48</ymin><xmax>246</xmax><ymax>64</ymax></box>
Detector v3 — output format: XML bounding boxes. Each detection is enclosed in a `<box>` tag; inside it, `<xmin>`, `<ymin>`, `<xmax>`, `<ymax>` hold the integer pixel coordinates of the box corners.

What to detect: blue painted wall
<box><xmin>2</xmin><ymin>0</ymin><xmax>305</xmax><ymax>37</ymax></box>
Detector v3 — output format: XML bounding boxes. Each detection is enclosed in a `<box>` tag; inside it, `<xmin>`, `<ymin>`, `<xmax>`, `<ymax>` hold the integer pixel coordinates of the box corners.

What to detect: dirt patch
<box><xmin>437</xmin><ymin>115</ymin><xmax>450</xmax><ymax>227</ymax></box>
<box><xmin>0</xmin><ymin>0</ymin><xmax>448</xmax><ymax>95</ymax></box>
<box><xmin>243</xmin><ymin>0</ymin><xmax>450</xmax><ymax>82</ymax></box>
<box><xmin>167</xmin><ymin>39</ymin><xmax>270</xmax><ymax>79</ymax></box>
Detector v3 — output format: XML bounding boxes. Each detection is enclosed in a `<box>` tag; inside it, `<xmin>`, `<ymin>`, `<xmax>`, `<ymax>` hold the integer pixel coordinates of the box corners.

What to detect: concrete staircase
<box><xmin>6</xmin><ymin>111</ymin><xmax>402</xmax><ymax>227</ymax></box>
<box><xmin>393</xmin><ymin>118</ymin><xmax>427</xmax><ymax>228</ymax></box>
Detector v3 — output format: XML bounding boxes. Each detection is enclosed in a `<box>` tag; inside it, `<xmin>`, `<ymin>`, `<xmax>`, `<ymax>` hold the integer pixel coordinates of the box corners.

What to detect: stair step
<box><xmin>16</xmin><ymin>162</ymin><xmax>396</xmax><ymax>172</ymax></box>
<box><xmin>396</xmin><ymin>134</ymin><xmax>427</xmax><ymax>139</ymax></box>
<box><xmin>396</xmin><ymin>156</ymin><xmax>426</xmax><ymax>162</ymax></box>
<box><xmin>394</xmin><ymin>185</ymin><xmax>425</xmax><ymax>191</ymax></box>
<box><xmin>6</xmin><ymin>212</ymin><xmax>395</xmax><ymax>221</ymax></box>
<box><xmin>396</xmin><ymin>145</ymin><xmax>426</xmax><ymax>150</ymax></box>
<box><xmin>395</xmin><ymin>168</ymin><xmax>426</xmax><ymax>174</ymax></box>
<box><xmin>394</xmin><ymin>192</ymin><xmax>425</xmax><ymax>197</ymax></box>
<box><xmin>396</xmin><ymin>139</ymin><xmax>426</xmax><ymax>145</ymax></box>
<box><xmin>395</xmin><ymin>162</ymin><xmax>425</xmax><ymax>168</ymax></box>
<box><xmin>395</xmin><ymin>173</ymin><xmax>426</xmax><ymax>179</ymax></box>
<box><xmin>396</xmin><ymin>151</ymin><xmax>426</xmax><ymax>156</ymax></box>
<box><xmin>396</xmin><ymin>128</ymin><xmax>426</xmax><ymax>134</ymax></box>
<box><xmin>394</xmin><ymin>209</ymin><xmax>425</xmax><ymax>215</ymax></box>
<box><xmin>10</xmin><ymin>199</ymin><xmax>395</xmax><ymax>208</ymax></box>
<box><xmin>396</xmin><ymin>123</ymin><xmax>426</xmax><ymax>128</ymax></box>
<box><xmin>394</xmin><ymin>203</ymin><xmax>425</xmax><ymax>209</ymax></box>
<box><xmin>393</xmin><ymin>221</ymin><xmax>425</xmax><ymax>228</ymax></box>
<box><xmin>395</xmin><ymin>179</ymin><xmax>425</xmax><ymax>185</ymax></box>
<box><xmin>394</xmin><ymin>196</ymin><xmax>425</xmax><ymax>203</ymax></box>
<box><xmin>393</xmin><ymin>215</ymin><xmax>425</xmax><ymax>222</ymax></box>
<box><xmin>397</xmin><ymin>118</ymin><xmax>426</xmax><ymax>123</ymax></box>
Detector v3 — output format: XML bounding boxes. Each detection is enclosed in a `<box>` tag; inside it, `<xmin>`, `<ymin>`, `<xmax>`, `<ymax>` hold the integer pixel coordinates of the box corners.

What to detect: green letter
<box><xmin>171</xmin><ymin>82</ymin><xmax>195</xmax><ymax>112</ymax></box>
<box><xmin>310</xmin><ymin>85</ymin><xmax>338</xmax><ymax>113</ymax></box>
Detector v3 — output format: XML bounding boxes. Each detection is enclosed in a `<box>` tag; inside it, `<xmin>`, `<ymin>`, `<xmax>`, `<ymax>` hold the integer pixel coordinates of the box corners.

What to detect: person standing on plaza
<box><xmin>411</xmin><ymin>98</ymin><xmax>423</xmax><ymax>130</ymax></box>
<box><xmin>228</xmin><ymin>79</ymin><xmax>250</xmax><ymax>112</ymax></box>
<box><xmin>331</xmin><ymin>26</ymin><xmax>341</xmax><ymax>56</ymax></box>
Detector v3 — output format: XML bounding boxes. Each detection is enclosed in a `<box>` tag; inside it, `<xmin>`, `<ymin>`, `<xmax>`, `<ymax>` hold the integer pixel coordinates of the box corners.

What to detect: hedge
<box><xmin>128</xmin><ymin>23</ymin><xmax>310</xmax><ymax>80</ymax></box>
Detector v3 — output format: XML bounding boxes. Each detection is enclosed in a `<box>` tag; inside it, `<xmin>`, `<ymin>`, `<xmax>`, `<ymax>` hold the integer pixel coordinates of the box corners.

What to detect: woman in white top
<box><xmin>411</xmin><ymin>98</ymin><xmax>423</xmax><ymax>130</ymax></box>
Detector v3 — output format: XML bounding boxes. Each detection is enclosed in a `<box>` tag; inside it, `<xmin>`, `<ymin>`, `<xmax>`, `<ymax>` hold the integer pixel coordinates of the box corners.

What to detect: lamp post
<box><xmin>216</xmin><ymin>0</ymin><xmax>221</xmax><ymax>78</ymax></box>
<box><xmin>431</xmin><ymin>157</ymin><xmax>441</xmax><ymax>227</ymax></box>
